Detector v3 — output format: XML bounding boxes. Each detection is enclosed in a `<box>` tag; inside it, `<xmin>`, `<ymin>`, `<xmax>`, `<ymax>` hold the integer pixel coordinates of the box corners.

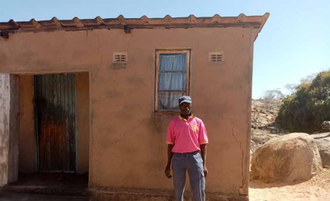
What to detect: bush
<box><xmin>276</xmin><ymin>70</ymin><xmax>330</xmax><ymax>133</ymax></box>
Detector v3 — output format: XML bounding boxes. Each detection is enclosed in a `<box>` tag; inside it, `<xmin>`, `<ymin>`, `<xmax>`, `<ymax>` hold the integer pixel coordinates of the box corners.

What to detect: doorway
<box><xmin>1</xmin><ymin>72</ymin><xmax>90</xmax><ymax>195</ymax></box>
<box><xmin>34</xmin><ymin>73</ymin><xmax>77</xmax><ymax>173</ymax></box>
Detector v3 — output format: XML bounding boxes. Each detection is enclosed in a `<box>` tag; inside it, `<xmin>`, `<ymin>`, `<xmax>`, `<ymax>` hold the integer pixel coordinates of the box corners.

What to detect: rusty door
<box><xmin>34</xmin><ymin>74</ymin><xmax>77</xmax><ymax>172</ymax></box>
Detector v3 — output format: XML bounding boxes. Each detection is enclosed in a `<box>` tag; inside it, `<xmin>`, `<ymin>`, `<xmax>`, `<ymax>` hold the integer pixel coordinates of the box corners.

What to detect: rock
<box><xmin>313</xmin><ymin>133</ymin><xmax>330</xmax><ymax>168</ymax></box>
<box><xmin>266</xmin><ymin>115</ymin><xmax>273</xmax><ymax>120</ymax></box>
<box><xmin>250</xmin><ymin>133</ymin><xmax>279</xmax><ymax>154</ymax></box>
<box><xmin>250</xmin><ymin>133</ymin><xmax>322</xmax><ymax>183</ymax></box>
<box><xmin>321</xmin><ymin>121</ymin><xmax>330</xmax><ymax>131</ymax></box>
<box><xmin>251</xmin><ymin>99</ymin><xmax>281</xmax><ymax>132</ymax></box>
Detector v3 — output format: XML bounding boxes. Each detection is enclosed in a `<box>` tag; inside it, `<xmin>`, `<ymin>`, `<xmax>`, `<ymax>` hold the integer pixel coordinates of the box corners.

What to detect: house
<box><xmin>0</xmin><ymin>13</ymin><xmax>269</xmax><ymax>200</ymax></box>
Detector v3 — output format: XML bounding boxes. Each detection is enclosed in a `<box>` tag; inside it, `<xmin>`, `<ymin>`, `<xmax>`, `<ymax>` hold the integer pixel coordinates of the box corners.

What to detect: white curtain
<box><xmin>158</xmin><ymin>53</ymin><xmax>187</xmax><ymax>110</ymax></box>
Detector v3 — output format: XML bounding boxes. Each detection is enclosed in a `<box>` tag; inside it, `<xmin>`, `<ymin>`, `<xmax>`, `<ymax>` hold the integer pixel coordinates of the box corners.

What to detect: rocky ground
<box><xmin>250</xmin><ymin>99</ymin><xmax>330</xmax><ymax>201</ymax></box>
<box><xmin>250</xmin><ymin>99</ymin><xmax>283</xmax><ymax>154</ymax></box>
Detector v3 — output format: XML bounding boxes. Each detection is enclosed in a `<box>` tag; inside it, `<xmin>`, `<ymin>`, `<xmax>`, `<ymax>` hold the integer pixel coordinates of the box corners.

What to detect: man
<box><xmin>165</xmin><ymin>95</ymin><xmax>208</xmax><ymax>201</ymax></box>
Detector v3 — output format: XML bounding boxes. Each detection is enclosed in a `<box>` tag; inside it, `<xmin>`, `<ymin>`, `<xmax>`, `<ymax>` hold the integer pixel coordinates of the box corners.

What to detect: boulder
<box><xmin>313</xmin><ymin>133</ymin><xmax>330</xmax><ymax>168</ymax></box>
<box><xmin>250</xmin><ymin>133</ymin><xmax>279</xmax><ymax>154</ymax></box>
<box><xmin>250</xmin><ymin>133</ymin><xmax>322</xmax><ymax>183</ymax></box>
<box><xmin>321</xmin><ymin>121</ymin><xmax>330</xmax><ymax>131</ymax></box>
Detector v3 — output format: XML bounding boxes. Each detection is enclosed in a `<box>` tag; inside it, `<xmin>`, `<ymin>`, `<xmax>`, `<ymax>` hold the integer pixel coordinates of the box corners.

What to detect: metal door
<box><xmin>34</xmin><ymin>74</ymin><xmax>76</xmax><ymax>172</ymax></box>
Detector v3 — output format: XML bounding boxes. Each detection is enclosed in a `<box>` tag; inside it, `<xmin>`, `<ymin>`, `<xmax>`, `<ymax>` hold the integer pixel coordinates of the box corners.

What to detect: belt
<box><xmin>174</xmin><ymin>150</ymin><xmax>199</xmax><ymax>156</ymax></box>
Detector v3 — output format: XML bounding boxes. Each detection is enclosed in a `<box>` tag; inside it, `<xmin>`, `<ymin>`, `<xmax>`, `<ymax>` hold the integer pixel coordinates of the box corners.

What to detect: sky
<box><xmin>1</xmin><ymin>0</ymin><xmax>329</xmax><ymax>98</ymax></box>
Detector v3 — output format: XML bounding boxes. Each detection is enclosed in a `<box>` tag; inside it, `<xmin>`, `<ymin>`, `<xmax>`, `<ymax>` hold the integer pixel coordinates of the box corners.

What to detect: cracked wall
<box><xmin>0</xmin><ymin>27</ymin><xmax>255</xmax><ymax>196</ymax></box>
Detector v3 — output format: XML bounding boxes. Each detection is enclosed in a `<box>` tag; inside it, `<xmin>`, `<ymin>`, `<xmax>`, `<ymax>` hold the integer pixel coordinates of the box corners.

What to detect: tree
<box><xmin>261</xmin><ymin>89</ymin><xmax>284</xmax><ymax>109</ymax></box>
<box><xmin>276</xmin><ymin>70</ymin><xmax>330</xmax><ymax>133</ymax></box>
<box><xmin>300</xmin><ymin>73</ymin><xmax>316</xmax><ymax>84</ymax></box>
<box><xmin>285</xmin><ymin>83</ymin><xmax>298</xmax><ymax>95</ymax></box>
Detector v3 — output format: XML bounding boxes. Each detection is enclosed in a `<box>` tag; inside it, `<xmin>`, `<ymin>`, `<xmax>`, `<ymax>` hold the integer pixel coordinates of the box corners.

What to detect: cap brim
<box><xmin>179</xmin><ymin>100</ymin><xmax>192</xmax><ymax>105</ymax></box>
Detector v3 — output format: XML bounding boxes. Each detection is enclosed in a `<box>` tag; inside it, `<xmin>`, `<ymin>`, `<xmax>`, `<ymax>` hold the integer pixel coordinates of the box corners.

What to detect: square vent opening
<box><xmin>112</xmin><ymin>52</ymin><xmax>127</xmax><ymax>69</ymax></box>
<box><xmin>209</xmin><ymin>52</ymin><xmax>223</xmax><ymax>62</ymax></box>
<box><xmin>113</xmin><ymin>52</ymin><xmax>127</xmax><ymax>63</ymax></box>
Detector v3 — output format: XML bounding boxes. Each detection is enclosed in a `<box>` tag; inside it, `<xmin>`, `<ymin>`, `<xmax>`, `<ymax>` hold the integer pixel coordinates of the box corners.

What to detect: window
<box><xmin>155</xmin><ymin>50</ymin><xmax>190</xmax><ymax>111</ymax></box>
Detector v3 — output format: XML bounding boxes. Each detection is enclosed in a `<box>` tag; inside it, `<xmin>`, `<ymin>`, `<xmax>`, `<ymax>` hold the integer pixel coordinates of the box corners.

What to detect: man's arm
<box><xmin>165</xmin><ymin>144</ymin><xmax>174</xmax><ymax>178</ymax></box>
<box><xmin>200</xmin><ymin>144</ymin><xmax>208</xmax><ymax>177</ymax></box>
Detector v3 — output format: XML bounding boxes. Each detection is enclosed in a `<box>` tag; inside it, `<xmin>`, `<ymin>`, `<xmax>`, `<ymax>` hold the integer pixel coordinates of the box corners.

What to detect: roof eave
<box><xmin>0</xmin><ymin>14</ymin><xmax>268</xmax><ymax>35</ymax></box>
<box><xmin>254</xmin><ymin>12</ymin><xmax>270</xmax><ymax>41</ymax></box>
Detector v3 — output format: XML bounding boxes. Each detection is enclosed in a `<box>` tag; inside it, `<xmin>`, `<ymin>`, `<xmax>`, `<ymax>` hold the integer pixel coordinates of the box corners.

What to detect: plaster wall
<box><xmin>8</xmin><ymin>75</ymin><xmax>19</xmax><ymax>183</ymax></box>
<box><xmin>0</xmin><ymin>27</ymin><xmax>255</xmax><ymax>196</ymax></box>
<box><xmin>76</xmin><ymin>72</ymin><xmax>90</xmax><ymax>174</ymax></box>
<box><xmin>0</xmin><ymin>74</ymin><xmax>10</xmax><ymax>186</ymax></box>
<box><xmin>18</xmin><ymin>75</ymin><xmax>35</xmax><ymax>172</ymax></box>
<box><xmin>0</xmin><ymin>74</ymin><xmax>19</xmax><ymax>186</ymax></box>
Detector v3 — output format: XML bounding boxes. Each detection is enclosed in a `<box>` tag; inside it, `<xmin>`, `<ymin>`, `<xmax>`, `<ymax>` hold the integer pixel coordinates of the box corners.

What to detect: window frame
<box><xmin>155</xmin><ymin>49</ymin><xmax>191</xmax><ymax>112</ymax></box>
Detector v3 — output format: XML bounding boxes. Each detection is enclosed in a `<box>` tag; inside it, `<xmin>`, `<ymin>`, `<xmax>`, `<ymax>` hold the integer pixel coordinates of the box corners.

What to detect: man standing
<box><xmin>165</xmin><ymin>96</ymin><xmax>208</xmax><ymax>201</ymax></box>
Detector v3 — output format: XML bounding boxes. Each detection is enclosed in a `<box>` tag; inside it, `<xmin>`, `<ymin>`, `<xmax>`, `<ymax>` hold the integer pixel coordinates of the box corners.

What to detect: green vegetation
<box><xmin>276</xmin><ymin>70</ymin><xmax>330</xmax><ymax>133</ymax></box>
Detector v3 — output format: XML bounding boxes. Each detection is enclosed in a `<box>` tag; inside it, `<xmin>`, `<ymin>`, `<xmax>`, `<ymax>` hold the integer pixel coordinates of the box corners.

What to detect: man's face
<box><xmin>179</xmin><ymin>102</ymin><xmax>191</xmax><ymax>116</ymax></box>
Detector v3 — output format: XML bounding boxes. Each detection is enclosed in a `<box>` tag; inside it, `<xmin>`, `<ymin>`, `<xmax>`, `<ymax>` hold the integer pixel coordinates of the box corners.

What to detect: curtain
<box><xmin>158</xmin><ymin>53</ymin><xmax>187</xmax><ymax>110</ymax></box>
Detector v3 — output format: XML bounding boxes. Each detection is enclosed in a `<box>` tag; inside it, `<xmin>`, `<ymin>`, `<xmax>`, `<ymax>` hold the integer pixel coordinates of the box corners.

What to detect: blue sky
<box><xmin>1</xmin><ymin>0</ymin><xmax>329</xmax><ymax>98</ymax></box>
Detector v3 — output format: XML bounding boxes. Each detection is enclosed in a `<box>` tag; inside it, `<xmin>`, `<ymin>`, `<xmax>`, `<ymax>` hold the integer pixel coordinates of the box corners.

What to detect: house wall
<box><xmin>0</xmin><ymin>74</ymin><xmax>10</xmax><ymax>186</ymax></box>
<box><xmin>0</xmin><ymin>74</ymin><xmax>19</xmax><ymax>186</ymax></box>
<box><xmin>18</xmin><ymin>75</ymin><xmax>35</xmax><ymax>173</ymax></box>
<box><xmin>17</xmin><ymin>73</ymin><xmax>90</xmax><ymax>174</ymax></box>
<box><xmin>8</xmin><ymin>75</ymin><xmax>19</xmax><ymax>183</ymax></box>
<box><xmin>76</xmin><ymin>72</ymin><xmax>90</xmax><ymax>174</ymax></box>
<box><xmin>0</xmin><ymin>27</ymin><xmax>255</xmax><ymax>196</ymax></box>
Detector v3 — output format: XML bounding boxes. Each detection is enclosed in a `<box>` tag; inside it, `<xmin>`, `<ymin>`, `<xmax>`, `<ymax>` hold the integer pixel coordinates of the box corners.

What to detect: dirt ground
<box><xmin>249</xmin><ymin>168</ymin><xmax>330</xmax><ymax>201</ymax></box>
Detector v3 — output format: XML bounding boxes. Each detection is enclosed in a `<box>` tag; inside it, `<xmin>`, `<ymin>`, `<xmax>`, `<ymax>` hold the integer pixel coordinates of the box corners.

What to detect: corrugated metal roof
<box><xmin>0</xmin><ymin>13</ymin><xmax>269</xmax><ymax>32</ymax></box>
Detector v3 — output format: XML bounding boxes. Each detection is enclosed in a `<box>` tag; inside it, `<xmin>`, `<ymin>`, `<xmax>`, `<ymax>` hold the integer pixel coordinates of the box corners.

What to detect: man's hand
<box><xmin>200</xmin><ymin>144</ymin><xmax>208</xmax><ymax>178</ymax></box>
<box><xmin>203</xmin><ymin>166</ymin><xmax>208</xmax><ymax>178</ymax></box>
<box><xmin>165</xmin><ymin>165</ymin><xmax>172</xmax><ymax>178</ymax></box>
<box><xmin>165</xmin><ymin>144</ymin><xmax>174</xmax><ymax>179</ymax></box>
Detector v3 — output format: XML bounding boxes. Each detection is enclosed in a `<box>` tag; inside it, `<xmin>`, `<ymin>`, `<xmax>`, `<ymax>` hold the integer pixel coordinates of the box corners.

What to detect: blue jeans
<box><xmin>172</xmin><ymin>151</ymin><xmax>205</xmax><ymax>201</ymax></box>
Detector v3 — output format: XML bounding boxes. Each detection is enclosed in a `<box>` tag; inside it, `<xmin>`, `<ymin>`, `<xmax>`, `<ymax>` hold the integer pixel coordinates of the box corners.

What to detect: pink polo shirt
<box><xmin>166</xmin><ymin>115</ymin><xmax>208</xmax><ymax>153</ymax></box>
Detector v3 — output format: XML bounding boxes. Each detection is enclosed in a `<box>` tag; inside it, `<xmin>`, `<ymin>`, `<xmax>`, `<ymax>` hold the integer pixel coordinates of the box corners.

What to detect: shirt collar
<box><xmin>178</xmin><ymin>114</ymin><xmax>195</xmax><ymax>121</ymax></box>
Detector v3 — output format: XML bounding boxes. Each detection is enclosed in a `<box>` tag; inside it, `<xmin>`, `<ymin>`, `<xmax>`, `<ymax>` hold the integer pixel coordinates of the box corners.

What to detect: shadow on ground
<box><xmin>0</xmin><ymin>193</ymin><xmax>90</xmax><ymax>201</ymax></box>
<box><xmin>249</xmin><ymin>178</ymin><xmax>311</xmax><ymax>189</ymax></box>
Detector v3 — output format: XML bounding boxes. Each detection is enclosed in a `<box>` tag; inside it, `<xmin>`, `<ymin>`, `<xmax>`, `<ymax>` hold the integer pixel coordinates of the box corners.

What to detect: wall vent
<box><xmin>112</xmin><ymin>52</ymin><xmax>127</xmax><ymax>69</ymax></box>
<box><xmin>209</xmin><ymin>52</ymin><xmax>223</xmax><ymax>62</ymax></box>
<box><xmin>113</xmin><ymin>52</ymin><xmax>127</xmax><ymax>63</ymax></box>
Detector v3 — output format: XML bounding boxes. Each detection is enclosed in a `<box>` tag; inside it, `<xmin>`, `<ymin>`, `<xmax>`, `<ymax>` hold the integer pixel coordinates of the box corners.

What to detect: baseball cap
<box><xmin>178</xmin><ymin>96</ymin><xmax>192</xmax><ymax>105</ymax></box>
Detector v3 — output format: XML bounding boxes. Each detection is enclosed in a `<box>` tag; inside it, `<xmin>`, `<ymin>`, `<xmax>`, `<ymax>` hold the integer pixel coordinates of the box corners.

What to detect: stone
<box><xmin>250</xmin><ymin>133</ymin><xmax>322</xmax><ymax>183</ymax></box>
<box><xmin>313</xmin><ymin>134</ymin><xmax>330</xmax><ymax>168</ymax></box>
<box><xmin>321</xmin><ymin>121</ymin><xmax>330</xmax><ymax>131</ymax></box>
<box><xmin>250</xmin><ymin>133</ymin><xmax>279</xmax><ymax>154</ymax></box>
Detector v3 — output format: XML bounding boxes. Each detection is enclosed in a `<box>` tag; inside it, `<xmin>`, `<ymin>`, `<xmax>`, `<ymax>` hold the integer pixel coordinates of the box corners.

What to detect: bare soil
<box><xmin>249</xmin><ymin>168</ymin><xmax>330</xmax><ymax>201</ymax></box>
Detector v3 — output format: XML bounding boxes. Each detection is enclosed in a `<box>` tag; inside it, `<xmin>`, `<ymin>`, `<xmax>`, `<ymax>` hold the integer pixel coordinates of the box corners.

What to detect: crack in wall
<box><xmin>221</xmin><ymin>115</ymin><xmax>246</xmax><ymax>194</ymax></box>
<box><xmin>126</xmin><ymin>34</ymin><xmax>133</xmax><ymax>52</ymax></box>
<box><xmin>93</xmin><ymin>117</ymin><xmax>148</xmax><ymax>185</ymax></box>
<box><xmin>102</xmin><ymin>117</ymin><xmax>149</xmax><ymax>153</ymax></box>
